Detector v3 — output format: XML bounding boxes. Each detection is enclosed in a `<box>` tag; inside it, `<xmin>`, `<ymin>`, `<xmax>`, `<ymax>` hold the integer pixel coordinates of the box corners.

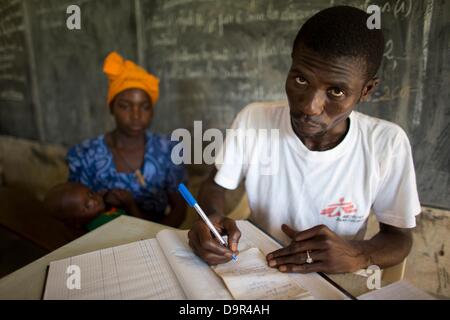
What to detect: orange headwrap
<box><xmin>103</xmin><ymin>51</ymin><xmax>160</xmax><ymax>106</ymax></box>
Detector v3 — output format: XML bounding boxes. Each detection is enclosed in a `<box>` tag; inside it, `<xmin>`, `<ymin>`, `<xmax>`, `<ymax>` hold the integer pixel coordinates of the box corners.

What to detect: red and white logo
<box><xmin>320</xmin><ymin>197</ymin><xmax>357</xmax><ymax>217</ymax></box>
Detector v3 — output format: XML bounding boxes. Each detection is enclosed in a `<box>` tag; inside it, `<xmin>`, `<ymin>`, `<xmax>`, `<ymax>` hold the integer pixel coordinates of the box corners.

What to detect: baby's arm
<box><xmin>103</xmin><ymin>189</ymin><xmax>146</xmax><ymax>219</ymax></box>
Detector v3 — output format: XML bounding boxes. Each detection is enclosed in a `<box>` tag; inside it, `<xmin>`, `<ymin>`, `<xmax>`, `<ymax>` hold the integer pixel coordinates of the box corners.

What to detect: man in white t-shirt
<box><xmin>188</xmin><ymin>6</ymin><xmax>421</xmax><ymax>274</ymax></box>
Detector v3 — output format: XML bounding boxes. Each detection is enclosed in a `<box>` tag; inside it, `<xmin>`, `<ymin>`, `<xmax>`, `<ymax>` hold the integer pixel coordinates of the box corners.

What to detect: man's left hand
<box><xmin>266</xmin><ymin>224</ymin><xmax>369</xmax><ymax>274</ymax></box>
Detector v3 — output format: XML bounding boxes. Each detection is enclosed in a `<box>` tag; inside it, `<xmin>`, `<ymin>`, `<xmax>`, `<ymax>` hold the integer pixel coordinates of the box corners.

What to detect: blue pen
<box><xmin>178</xmin><ymin>183</ymin><xmax>238</xmax><ymax>261</ymax></box>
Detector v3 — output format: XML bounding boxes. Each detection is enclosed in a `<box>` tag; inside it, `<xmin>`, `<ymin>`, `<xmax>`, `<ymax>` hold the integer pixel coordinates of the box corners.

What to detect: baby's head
<box><xmin>44</xmin><ymin>182</ymin><xmax>106</xmax><ymax>228</ymax></box>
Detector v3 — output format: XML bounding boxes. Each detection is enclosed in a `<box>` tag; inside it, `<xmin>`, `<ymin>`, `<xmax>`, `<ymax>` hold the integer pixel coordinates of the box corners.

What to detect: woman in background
<box><xmin>66</xmin><ymin>52</ymin><xmax>186</xmax><ymax>227</ymax></box>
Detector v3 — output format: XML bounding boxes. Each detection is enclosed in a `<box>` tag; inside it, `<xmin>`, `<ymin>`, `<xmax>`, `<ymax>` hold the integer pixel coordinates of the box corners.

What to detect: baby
<box><xmin>44</xmin><ymin>182</ymin><xmax>143</xmax><ymax>232</ymax></box>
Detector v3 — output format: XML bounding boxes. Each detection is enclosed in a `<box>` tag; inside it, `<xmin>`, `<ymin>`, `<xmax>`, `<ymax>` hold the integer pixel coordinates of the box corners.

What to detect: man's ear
<box><xmin>360</xmin><ymin>77</ymin><xmax>380</xmax><ymax>102</ymax></box>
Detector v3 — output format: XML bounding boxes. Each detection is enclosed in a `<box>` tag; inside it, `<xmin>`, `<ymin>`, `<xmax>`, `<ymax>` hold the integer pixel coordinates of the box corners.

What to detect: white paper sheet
<box><xmin>236</xmin><ymin>220</ymin><xmax>347</xmax><ymax>300</ymax></box>
<box><xmin>43</xmin><ymin>239</ymin><xmax>185</xmax><ymax>300</ymax></box>
<box><xmin>212</xmin><ymin>247</ymin><xmax>310</xmax><ymax>299</ymax></box>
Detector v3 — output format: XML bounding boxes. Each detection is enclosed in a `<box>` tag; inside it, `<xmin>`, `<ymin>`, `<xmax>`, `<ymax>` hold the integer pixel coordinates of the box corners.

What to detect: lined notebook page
<box><xmin>156</xmin><ymin>228</ymin><xmax>233</xmax><ymax>300</ymax></box>
<box><xmin>43</xmin><ymin>239</ymin><xmax>185</xmax><ymax>300</ymax></box>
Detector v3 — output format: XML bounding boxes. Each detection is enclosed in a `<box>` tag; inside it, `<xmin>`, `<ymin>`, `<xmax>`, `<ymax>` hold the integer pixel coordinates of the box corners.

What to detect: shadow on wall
<box><xmin>0</xmin><ymin>135</ymin><xmax>80</xmax><ymax>254</ymax></box>
<box><xmin>0</xmin><ymin>135</ymin><xmax>68</xmax><ymax>201</ymax></box>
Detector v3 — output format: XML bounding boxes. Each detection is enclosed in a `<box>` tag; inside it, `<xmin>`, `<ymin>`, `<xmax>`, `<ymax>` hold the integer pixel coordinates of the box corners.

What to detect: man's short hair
<box><xmin>293</xmin><ymin>5</ymin><xmax>385</xmax><ymax>80</ymax></box>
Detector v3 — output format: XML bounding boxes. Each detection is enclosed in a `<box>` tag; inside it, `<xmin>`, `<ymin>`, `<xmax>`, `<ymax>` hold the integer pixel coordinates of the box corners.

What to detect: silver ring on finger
<box><xmin>306</xmin><ymin>250</ymin><xmax>314</xmax><ymax>264</ymax></box>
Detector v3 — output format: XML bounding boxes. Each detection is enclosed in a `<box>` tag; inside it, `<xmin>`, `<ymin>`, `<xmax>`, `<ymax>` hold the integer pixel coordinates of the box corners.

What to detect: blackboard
<box><xmin>410</xmin><ymin>0</ymin><xmax>450</xmax><ymax>209</ymax></box>
<box><xmin>26</xmin><ymin>0</ymin><xmax>137</xmax><ymax>143</ymax></box>
<box><xmin>0</xmin><ymin>0</ymin><xmax>448</xmax><ymax>209</ymax></box>
<box><xmin>142</xmin><ymin>0</ymin><xmax>450</xmax><ymax>208</ymax></box>
<box><xmin>0</xmin><ymin>0</ymin><xmax>37</xmax><ymax>139</ymax></box>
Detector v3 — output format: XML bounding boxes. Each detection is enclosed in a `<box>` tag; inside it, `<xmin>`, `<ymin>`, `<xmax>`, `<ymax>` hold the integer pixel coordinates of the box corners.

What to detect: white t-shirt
<box><xmin>214</xmin><ymin>101</ymin><xmax>421</xmax><ymax>245</ymax></box>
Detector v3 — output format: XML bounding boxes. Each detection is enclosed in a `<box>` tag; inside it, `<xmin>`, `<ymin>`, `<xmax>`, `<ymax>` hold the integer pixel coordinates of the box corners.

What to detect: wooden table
<box><xmin>0</xmin><ymin>216</ymin><xmax>372</xmax><ymax>299</ymax></box>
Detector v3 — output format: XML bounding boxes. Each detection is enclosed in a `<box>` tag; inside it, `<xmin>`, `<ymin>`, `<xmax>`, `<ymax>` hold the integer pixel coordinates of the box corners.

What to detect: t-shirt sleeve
<box><xmin>66</xmin><ymin>145</ymin><xmax>95</xmax><ymax>188</ymax></box>
<box><xmin>372</xmin><ymin>130</ymin><xmax>421</xmax><ymax>228</ymax></box>
<box><xmin>214</xmin><ymin>107</ymin><xmax>250</xmax><ymax>190</ymax></box>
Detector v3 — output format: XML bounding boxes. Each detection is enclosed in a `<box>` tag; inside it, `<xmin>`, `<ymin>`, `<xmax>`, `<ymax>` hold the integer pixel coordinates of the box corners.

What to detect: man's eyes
<box><xmin>293</xmin><ymin>75</ymin><xmax>345</xmax><ymax>98</ymax></box>
<box><xmin>295</xmin><ymin>76</ymin><xmax>308</xmax><ymax>85</ymax></box>
<box><xmin>328</xmin><ymin>88</ymin><xmax>345</xmax><ymax>97</ymax></box>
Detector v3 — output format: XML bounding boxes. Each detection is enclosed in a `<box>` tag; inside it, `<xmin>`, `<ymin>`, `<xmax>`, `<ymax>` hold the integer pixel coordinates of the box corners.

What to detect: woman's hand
<box><xmin>104</xmin><ymin>189</ymin><xmax>144</xmax><ymax>218</ymax></box>
<box><xmin>104</xmin><ymin>189</ymin><xmax>133</xmax><ymax>207</ymax></box>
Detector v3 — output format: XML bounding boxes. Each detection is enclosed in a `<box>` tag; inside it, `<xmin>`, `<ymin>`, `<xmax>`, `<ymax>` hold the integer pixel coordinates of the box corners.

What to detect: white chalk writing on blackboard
<box><xmin>0</xmin><ymin>0</ymin><xmax>28</xmax><ymax>101</ymax></box>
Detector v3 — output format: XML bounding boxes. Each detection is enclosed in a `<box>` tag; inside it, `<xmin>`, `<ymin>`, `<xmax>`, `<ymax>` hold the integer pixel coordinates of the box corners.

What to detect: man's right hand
<box><xmin>188</xmin><ymin>214</ymin><xmax>241</xmax><ymax>265</ymax></box>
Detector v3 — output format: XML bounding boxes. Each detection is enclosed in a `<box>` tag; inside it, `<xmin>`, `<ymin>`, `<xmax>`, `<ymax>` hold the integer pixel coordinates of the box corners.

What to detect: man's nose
<box><xmin>301</xmin><ymin>90</ymin><xmax>326</xmax><ymax>116</ymax></box>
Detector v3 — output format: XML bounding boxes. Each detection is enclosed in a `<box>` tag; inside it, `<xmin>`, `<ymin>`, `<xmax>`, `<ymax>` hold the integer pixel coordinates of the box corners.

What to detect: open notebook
<box><xmin>43</xmin><ymin>220</ymin><xmax>348</xmax><ymax>300</ymax></box>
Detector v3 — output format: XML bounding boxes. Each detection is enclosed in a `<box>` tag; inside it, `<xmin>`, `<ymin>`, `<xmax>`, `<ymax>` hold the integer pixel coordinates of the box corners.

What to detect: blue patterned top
<box><xmin>66</xmin><ymin>131</ymin><xmax>185</xmax><ymax>216</ymax></box>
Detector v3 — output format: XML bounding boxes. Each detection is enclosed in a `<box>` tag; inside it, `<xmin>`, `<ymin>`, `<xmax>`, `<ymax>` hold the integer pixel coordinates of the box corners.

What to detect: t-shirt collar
<box><xmin>282</xmin><ymin>107</ymin><xmax>357</xmax><ymax>162</ymax></box>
